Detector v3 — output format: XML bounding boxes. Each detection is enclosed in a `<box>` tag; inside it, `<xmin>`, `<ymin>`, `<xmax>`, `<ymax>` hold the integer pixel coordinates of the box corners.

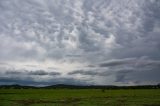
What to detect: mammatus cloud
<box><xmin>0</xmin><ymin>0</ymin><xmax>160</xmax><ymax>85</ymax></box>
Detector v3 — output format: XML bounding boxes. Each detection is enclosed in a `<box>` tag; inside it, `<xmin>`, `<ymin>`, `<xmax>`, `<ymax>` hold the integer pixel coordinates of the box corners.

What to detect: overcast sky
<box><xmin>0</xmin><ymin>0</ymin><xmax>160</xmax><ymax>86</ymax></box>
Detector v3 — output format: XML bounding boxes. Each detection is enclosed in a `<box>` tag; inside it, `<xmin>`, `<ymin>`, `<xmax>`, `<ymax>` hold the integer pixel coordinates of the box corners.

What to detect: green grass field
<box><xmin>0</xmin><ymin>89</ymin><xmax>160</xmax><ymax>106</ymax></box>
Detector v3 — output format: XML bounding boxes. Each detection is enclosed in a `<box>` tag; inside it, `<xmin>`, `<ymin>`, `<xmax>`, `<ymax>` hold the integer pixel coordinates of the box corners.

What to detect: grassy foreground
<box><xmin>0</xmin><ymin>89</ymin><xmax>160</xmax><ymax>106</ymax></box>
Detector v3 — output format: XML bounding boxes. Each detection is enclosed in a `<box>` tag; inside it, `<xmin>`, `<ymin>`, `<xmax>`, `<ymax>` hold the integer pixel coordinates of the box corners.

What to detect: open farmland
<box><xmin>0</xmin><ymin>89</ymin><xmax>160</xmax><ymax>106</ymax></box>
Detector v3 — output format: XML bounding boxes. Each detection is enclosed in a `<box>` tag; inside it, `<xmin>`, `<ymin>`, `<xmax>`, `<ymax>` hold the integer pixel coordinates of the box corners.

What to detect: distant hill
<box><xmin>0</xmin><ymin>84</ymin><xmax>36</xmax><ymax>89</ymax></box>
<box><xmin>0</xmin><ymin>84</ymin><xmax>160</xmax><ymax>89</ymax></box>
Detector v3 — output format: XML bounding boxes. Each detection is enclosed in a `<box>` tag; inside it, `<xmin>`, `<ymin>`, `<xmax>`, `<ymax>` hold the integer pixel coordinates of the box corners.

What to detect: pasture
<box><xmin>0</xmin><ymin>89</ymin><xmax>160</xmax><ymax>106</ymax></box>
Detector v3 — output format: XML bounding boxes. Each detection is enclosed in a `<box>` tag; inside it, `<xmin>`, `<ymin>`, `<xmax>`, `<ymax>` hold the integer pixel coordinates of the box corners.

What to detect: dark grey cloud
<box><xmin>27</xmin><ymin>70</ymin><xmax>61</xmax><ymax>76</ymax></box>
<box><xmin>105</xmin><ymin>58</ymin><xmax>160</xmax><ymax>84</ymax></box>
<box><xmin>5</xmin><ymin>71</ymin><xmax>22</xmax><ymax>75</ymax></box>
<box><xmin>0</xmin><ymin>77</ymin><xmax>35</xmax><ymax>85</ymax></box>
<box><xmin>68</xmin><ymin>70</ymin><xmax>111</xmax><ymax>76</ymax></box>
<box><xmin>0</xmin><ymin>69</ymin><xmax>90</xmax><ymax>86</ymax></box>
<box><xmin>0</xmin><ymin>77</ymin><xmax>90</xmax><ymax>86</ymax></box>
<box><xmin>78</xmin><ymin>57</ymin><xmax>160</xmax><ymax>85</ymax></box>
<box><xmin>114</xmin><ymin>68</ymin><xmax>160</xmax><ymax>85</ymax></box>
<box><xmin>114</xmin><ymin>70</ymin><xmax>134</xmax><ymax>82</ymax></box>
<box><xmin>4</xmin><ymin>70</ymin><xmax>61</xmax><ymax>76</ymax></box>
<box><xmin>98</xmin><ymin>57</ymin><xmax>160</xmax><ymax>68</ymax></box>
<box><xmin>98</xmin><ymin>58</ymin><xmax>136</xmax><ymax>67</ymax></box>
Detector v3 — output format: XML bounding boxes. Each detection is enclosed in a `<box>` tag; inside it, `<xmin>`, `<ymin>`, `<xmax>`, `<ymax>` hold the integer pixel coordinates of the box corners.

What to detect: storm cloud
<box><xmin>0</xmin><ymin>0</ymin><xmax>160</xmax><ymax>85</ymax></box>
<box><xmin>68</xmin><ymin>69</ymin><xmax>111</xmax><ymax>76</ymax></box>
<box><xmin>5</xmin><ymin>70</ymin><xmax>61</xmax><ymax>76</ymax></box>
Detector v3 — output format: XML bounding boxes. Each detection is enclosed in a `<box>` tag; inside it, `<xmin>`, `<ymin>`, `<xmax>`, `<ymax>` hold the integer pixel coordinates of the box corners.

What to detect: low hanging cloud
<box><xmin>68</xmin><ymin>57</ymin><xmax>160</xmax><ymax>85</ymax></box>
<box><xmin>0</xmin><ymin>76</ymin><xmax>91</xmax><ymax>86</ymax></box>
<box><xmin>5</xmin><ymin>70</ymin><xmax>61</xmax><ymax>76</ymax></box>
<box><xmin>0</xmin><ymin>68</ymin><xmax>91</xmax><ymax>86</ymax></box>
<box><xmin>68</xmin><ymin>69</ymin><xmax>111</xmax><ymax>76</ymax></box>
<box><xmin>98</xmin><ymin>57</ymin><xmax>160</xmax><ymax>68</ymax></box>
<box><xmin>98</xmin><ymin>58</ymin><xmax>136</xmax><ymax>67</ymax></box>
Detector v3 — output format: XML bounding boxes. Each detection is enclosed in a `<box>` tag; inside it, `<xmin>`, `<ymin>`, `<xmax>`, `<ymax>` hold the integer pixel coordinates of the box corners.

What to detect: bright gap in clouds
<box><xmin>0</xmin><ymin>0</ymin><xmax>160</xmax><ymax>86</ymax></box>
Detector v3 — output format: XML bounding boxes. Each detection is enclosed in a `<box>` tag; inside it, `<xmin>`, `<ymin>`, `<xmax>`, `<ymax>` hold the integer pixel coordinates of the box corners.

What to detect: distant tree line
<box><xmin>0</xmin><ymin>84</ymin><xmax>160</xmax><ymax>89</ymax></box>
